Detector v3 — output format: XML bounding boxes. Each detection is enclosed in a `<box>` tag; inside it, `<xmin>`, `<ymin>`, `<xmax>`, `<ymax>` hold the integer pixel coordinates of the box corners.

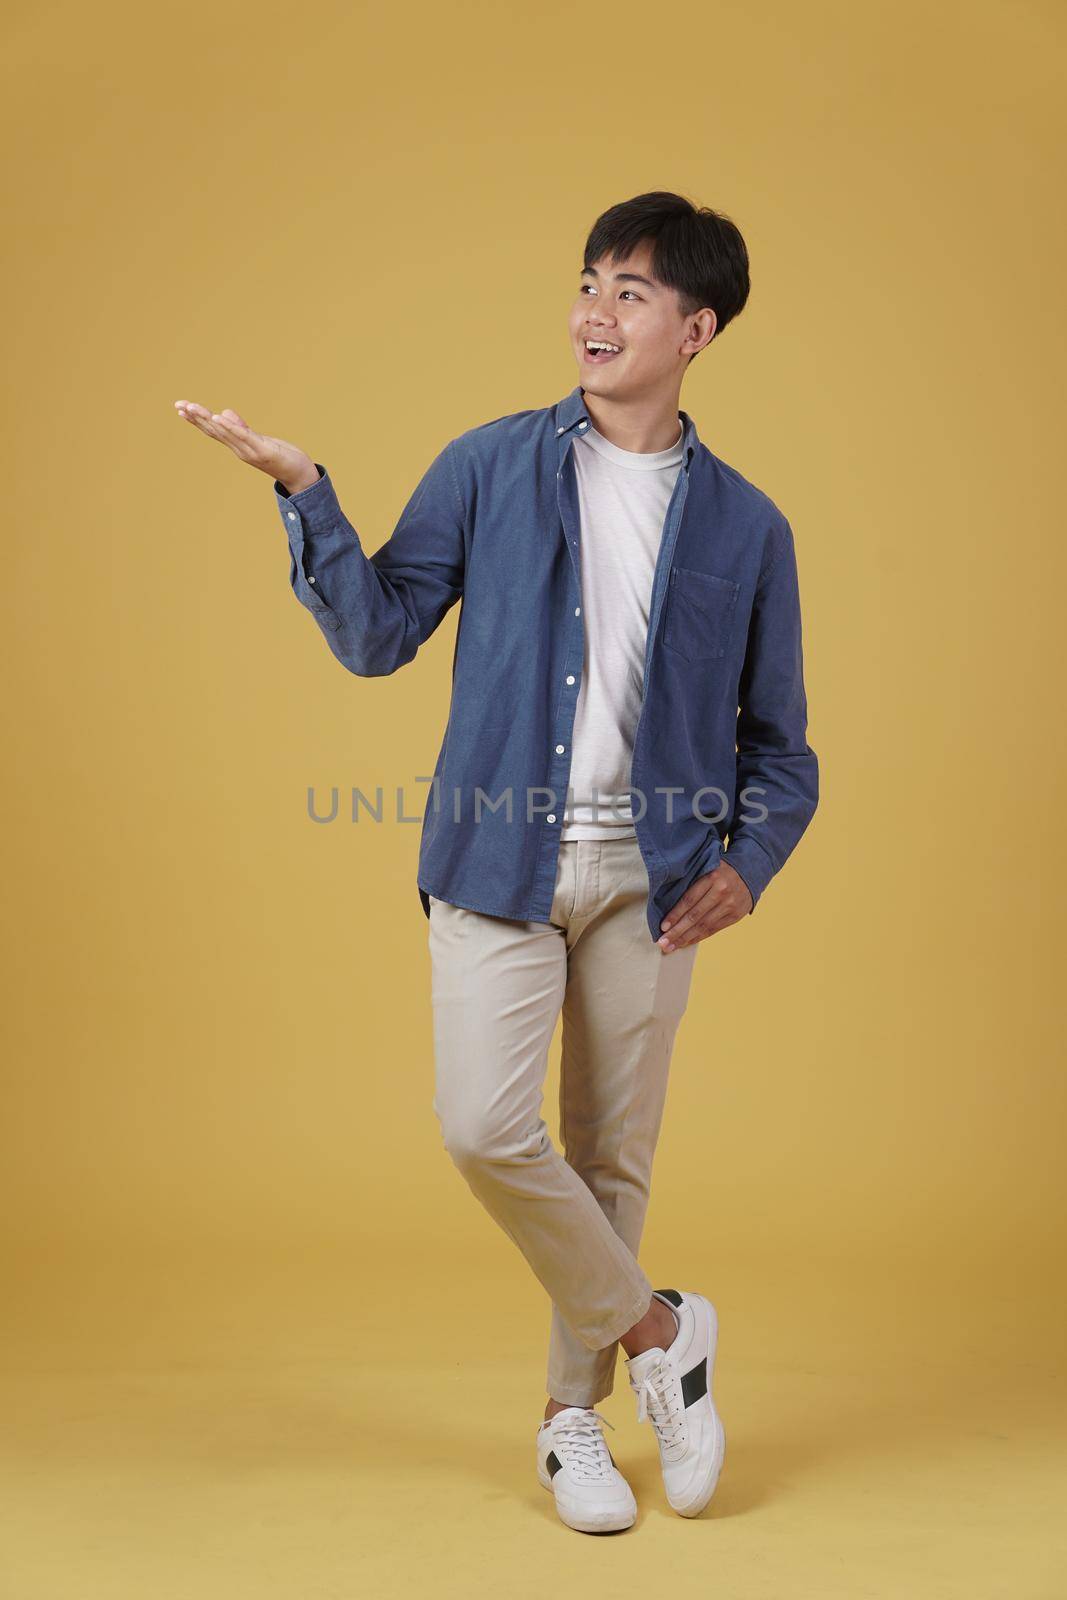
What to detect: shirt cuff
<box><xmin>721</xmin><ymin>835</ymin><xmax>776</xmax><ymax>914</ymax></box>
<box><xmin>273</xmin><ymin>462</ymin><xmax>328</xmax><ymax>502</ymax></box>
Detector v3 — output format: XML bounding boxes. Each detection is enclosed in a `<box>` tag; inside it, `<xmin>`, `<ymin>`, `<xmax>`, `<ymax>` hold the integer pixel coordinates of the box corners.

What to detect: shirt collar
<box><xmin>554</xmin><ymin>383</ymin><xmax>698</xmax><ymax>467</ymax></box>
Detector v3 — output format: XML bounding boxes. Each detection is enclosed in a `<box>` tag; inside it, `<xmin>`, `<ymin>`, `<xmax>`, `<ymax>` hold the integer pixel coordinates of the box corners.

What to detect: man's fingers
<box><xmin>175</xmin><ymin>400</ymin><xmax>266</xmax><ymax>462</ymax></box>
<box><xmin>213</xmin><ymin>412</ymin><xmax>276</xmax><ymax>469</ymax></box>
<box><xmin>174</xmin><ymin>399</ymin><xmax>294</xmax><ymax>483</ymax></box>
<box><xmin>672</xmin><ymin>889</ymin><xmax>748</xmax><ymax>946</ymax></box>
<box><xmin>660</xmin><ymin>881</ymin><xmax>718</xmax><ymax>941</ymax></box>
<box><xmin>175</xmin><ymin>400</ymin><xmax>229</xmax><ymax>444</ymax></box>
<box><xmin>210</xmin><ymin>412</ymin><xmax>253</xmax><ymax>448</ymax></box>
<box><xmin>662</xmin><ymin>902</ymin><xmax>696</xmax><ymax>938</ymax></box>
<box><xmin>670</xmin><ymin>913</ymin><xmax>727</xmax><ymax>948</ymax></box>
<box><xmin>213</xmin><ymin>409</ymin><xmax>258</xmax><ymax>441</ymax></box>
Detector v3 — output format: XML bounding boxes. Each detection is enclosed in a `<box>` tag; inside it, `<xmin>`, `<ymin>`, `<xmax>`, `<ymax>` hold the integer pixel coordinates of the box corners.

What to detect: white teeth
<box><xmin>586</xmin><ymin>340</ymin><xmax>622</xmax><ymax>354</ymax></box>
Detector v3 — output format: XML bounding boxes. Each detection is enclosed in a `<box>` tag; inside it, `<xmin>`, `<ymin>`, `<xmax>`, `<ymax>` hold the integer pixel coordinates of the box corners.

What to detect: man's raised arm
<box><xmin>173</xmin><ymin>399</ymin><xmax>467</xmax><ymax>678</ymax></box>
<box><xmin>274</xmin><ymin>443</ymin><xmax>467</xmax><ymax>676</ymax></box>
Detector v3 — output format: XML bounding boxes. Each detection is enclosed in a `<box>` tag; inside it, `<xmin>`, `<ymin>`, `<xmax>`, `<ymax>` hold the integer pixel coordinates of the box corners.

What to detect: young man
<box><xmin>175</xmin><ymin>190</ymin><xmax>818</xmax><ymax>1534</ymax></box>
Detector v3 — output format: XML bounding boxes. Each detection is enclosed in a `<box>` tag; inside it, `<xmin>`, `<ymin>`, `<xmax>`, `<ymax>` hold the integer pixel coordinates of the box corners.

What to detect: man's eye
<box><xmin>579</xmin><ymin>286</ymin><xmax>640</xmax><ymax>300</ymax></box>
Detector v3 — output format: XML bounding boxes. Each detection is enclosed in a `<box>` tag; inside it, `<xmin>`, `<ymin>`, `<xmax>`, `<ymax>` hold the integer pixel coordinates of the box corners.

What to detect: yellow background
<box><xmin>2</xmin><ymin>0</ymin><xmax>1064</xmax><ymax>1594</ymax></box>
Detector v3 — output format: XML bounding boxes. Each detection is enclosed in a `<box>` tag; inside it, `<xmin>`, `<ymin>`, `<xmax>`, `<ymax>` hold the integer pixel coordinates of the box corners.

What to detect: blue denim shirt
<box><xmin>273</xmin><ymin>384</ymin><xmax>818</xmax><ymax>942</ymax></box>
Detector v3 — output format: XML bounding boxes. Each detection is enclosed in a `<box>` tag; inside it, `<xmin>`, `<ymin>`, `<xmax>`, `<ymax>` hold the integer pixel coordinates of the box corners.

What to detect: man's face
<box><xmin>568</xmin><ymin>239</ymin><xmax>711</xmax><ymax>399</ymax></box>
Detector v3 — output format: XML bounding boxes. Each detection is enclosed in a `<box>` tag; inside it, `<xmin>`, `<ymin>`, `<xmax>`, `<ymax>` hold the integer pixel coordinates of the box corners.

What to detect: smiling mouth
<box><xmin>582</xmin><ymin>340</ymin><xmax>624</xmax><ymax>364</ymax></box>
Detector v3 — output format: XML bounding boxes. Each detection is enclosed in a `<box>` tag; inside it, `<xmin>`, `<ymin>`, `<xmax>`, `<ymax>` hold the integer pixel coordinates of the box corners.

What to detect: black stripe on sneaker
<box><xmin>681</xmin><ymin>1356</ymin><xmax>708</xmax><ymax>1408</ymax></box>
<box><xmin>546</xmin><ymin>1450</ymin><xmax>563</xmax><ymax>1478</ymax></box>
<box><xmin>654</xmin><ymin>1287</ymin><xmax>683</xmax><ymax>1306</ymax></box>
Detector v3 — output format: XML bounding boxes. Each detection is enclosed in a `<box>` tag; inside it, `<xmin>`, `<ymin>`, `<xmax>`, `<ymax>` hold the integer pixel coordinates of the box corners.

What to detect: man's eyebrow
<box><xmin>580</xmin><ymin>265</ymin><xmax>660</xmax><ymax>290</ymax></box>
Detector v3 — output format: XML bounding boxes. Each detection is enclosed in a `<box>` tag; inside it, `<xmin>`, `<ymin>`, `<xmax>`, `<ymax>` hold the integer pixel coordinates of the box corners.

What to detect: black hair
<box><xmin>582</xmin><ymin>191</ymin><xmax>751</xmax><ymax>361</ymax></box>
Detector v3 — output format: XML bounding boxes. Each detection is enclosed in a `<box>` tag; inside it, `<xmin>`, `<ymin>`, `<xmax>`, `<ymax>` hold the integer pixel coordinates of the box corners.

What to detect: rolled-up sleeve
<box><xmin>274</xmin><ymin>440</ymin><xmax>467</xmax><ymax>677</ymax></box>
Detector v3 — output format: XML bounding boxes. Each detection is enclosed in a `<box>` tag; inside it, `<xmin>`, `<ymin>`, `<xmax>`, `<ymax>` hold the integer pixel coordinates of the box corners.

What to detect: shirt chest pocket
<box><xmin>662</xmin><ymin>566</ymin><xmax>741</xmax><ymax>661</ymax></box>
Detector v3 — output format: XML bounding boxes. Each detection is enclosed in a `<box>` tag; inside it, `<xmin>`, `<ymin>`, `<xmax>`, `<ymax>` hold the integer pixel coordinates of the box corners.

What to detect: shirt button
<box><xmin>578</xmin><ymin>420</ymin><xmax>588</xmax><ymax>429</ymax></box>
<box><xmin>574</xmin><ymin>606</ymin><xmax>581</xmax><ymax>616</ymax></box>
<box><xmin>555</xmin><ymin>744</ymin><xmax>565</xmax><ymax>754</ymax></box>
<box><xmin>546</xmin><ymin>814</ymin><xmax>556</xmax><ymax>823</ymax></box>
<box><xmin>566</xmin><ymin>675</ymin><xmax>575</xmax><ymax>685</ymax></box>
<box><xmin>308</xmin><ymin>576</ymin><xmax>316</xmax><ymax>584</ymax></box>
<box><xmin>287</xmin><ymin>511</ymin><xmax>297</xmax><ymax>520</ymax></box>
<box><xmin>556</xmin><ymin>426</ymin><xmax>564</xmax><ymax>435</ymax></box>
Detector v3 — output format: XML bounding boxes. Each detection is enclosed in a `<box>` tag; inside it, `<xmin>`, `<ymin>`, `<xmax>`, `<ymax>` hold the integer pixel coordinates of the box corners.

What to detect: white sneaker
<box><xmin>624</xmin><ymin>1288</ymin><xmax>726</xmax><ymax>1517</ymax></box>
<box><xmin>536</xmin><ymin>1406</ymin><xmax>637</xmax><ymax>1533</ymax></box>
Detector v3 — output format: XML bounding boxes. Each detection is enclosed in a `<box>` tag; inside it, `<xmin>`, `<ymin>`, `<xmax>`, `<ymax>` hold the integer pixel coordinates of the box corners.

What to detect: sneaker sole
<box><xmin>536</xmin><ymin>1465</ymin><xmax>637</xmax><ymax>1532</ymax></box>
<box><xmin>670</xmin><ymin>1410</ymin><xmax>726</xmax><ymax>1517</ymax></box>
<box><xmin>668</xmin><ymin>1294</ymin><xmax>727</xmax><ymax>1518</ymax></box>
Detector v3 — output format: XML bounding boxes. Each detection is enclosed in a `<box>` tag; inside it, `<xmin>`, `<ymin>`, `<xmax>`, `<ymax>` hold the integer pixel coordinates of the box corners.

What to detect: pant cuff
<box><xmin>546</xmin><ymin>1376</ymin><xmax>615</xmax><ymax>1407</ymax></box>
<box><xmin>588</xmin><ymin>1281</ymin><xmax>654</xmax><ymax>1350</ymax></box>
<box><xmin>563</xmin><ymin>1280</ymin><xmax>653</xmax><ymax>1358</ymax></box>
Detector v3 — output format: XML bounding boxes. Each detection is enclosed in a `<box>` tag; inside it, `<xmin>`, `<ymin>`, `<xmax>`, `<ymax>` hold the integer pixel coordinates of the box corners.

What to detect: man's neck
<box><xmin>579</xmin><ymin>386</ymin><xmax>685</xmax><ymax>455</ymax></box>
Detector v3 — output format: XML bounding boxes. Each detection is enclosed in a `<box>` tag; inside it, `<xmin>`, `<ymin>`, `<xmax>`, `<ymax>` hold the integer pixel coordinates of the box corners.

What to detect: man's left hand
<box><xmin>658</xmin><ymin>861</ymin><xmax>753</xmax><ymax>951</ymax></box>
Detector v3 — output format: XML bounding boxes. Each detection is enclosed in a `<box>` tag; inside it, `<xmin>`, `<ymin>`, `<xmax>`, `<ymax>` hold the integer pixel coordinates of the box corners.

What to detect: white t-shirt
<box><xmin>559</xmin><ymin>417</ymin><xmax>685</xmax><ymax>840</ymax></box>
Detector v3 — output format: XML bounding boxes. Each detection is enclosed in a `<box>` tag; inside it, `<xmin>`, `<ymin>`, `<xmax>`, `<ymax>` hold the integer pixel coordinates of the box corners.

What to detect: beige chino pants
<box><xmin>427</xmin><ymin>833</ymin><xmax>699</xmax><ymax>1407</ymax></box>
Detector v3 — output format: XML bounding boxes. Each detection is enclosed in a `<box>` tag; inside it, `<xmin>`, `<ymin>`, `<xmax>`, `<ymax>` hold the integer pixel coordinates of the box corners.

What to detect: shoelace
<box><xmin>630</xmin><ymin>1356</ymin><xmax>685</xmax><ymax>1449</ymax></box>
<box><xmin>549</xmin><ymin>1409</ymin><xmax>618</xmax><ymax>1481</ymax></box>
